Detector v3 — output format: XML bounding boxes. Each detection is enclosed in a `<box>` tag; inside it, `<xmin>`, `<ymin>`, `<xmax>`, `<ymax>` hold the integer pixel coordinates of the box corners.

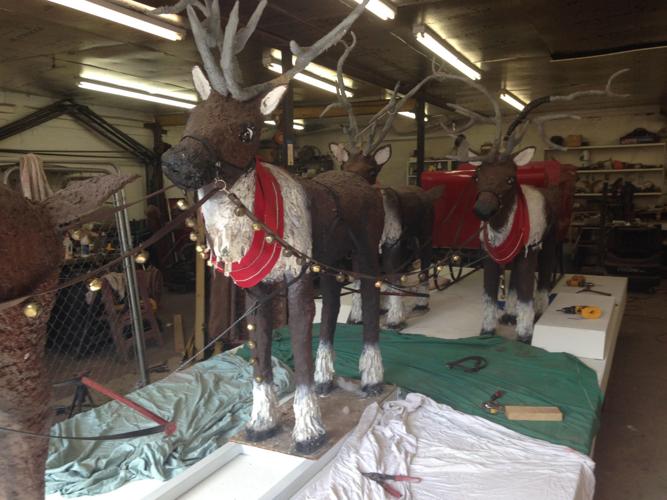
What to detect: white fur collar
<box><xmin>482</xmin><ymin>185</ymin><xmax>547</xmax><ymax>248</ymax></box>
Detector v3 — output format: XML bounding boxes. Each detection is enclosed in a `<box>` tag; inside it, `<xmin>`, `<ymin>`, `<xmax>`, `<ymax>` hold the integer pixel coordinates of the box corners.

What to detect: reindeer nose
<box><xmin>473</xmin><ymin>193</ymin><xmax>498</xmax><ymax>221</ymax></box>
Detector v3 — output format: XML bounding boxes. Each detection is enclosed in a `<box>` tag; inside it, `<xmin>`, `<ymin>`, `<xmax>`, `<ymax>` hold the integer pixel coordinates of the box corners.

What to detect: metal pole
<box><xmin>415</xmin><ymin>94</ymin><xmax>426</xmax><ymax>187</ymax></box>
<box><xmin>281</xmin><ymin>48</ymin><xmax>295</xmax><ymax>168</ymax></box>
<box><xmin>113</xmin><ymin>190</ymin><xmax>150</xmax><ymax>386</ymax></box>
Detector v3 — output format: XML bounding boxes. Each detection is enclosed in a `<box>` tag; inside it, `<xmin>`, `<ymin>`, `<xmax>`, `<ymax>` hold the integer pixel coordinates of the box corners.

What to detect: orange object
<box><xmin>566</xmin><ymin>275</ymin><xmax>586</xmax><ymax>287</ymax></box>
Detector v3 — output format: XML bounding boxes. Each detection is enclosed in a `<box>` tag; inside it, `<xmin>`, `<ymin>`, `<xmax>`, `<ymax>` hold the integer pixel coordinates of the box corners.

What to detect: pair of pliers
<box><xmin>361</xmin><ymin>471</ymin><xmax>422</xmax><ymax>498</ymax></box>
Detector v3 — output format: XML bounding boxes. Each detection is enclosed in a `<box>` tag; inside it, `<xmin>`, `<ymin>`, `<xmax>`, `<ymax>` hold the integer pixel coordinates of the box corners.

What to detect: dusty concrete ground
<box><xmin>594</xmin><ymin>281</ymin><xmax>667</xmax><ymax>499</ymax></box>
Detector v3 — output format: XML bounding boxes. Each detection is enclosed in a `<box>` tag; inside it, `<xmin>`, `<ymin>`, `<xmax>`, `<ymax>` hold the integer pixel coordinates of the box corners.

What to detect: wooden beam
<box><xmin>156</xmin><ymin>99</ymin><xmax>417</xmax><ymax>127</ymax></box>
<box><xmin>415</xmin><ymin>95</ymin><xmax>426</xmax><ymax>187</ymax></box>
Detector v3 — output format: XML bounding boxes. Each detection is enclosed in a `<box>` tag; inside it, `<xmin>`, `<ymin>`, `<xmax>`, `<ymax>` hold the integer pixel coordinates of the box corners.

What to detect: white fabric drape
<box><xmin>19</xmin><ymin>153</ymin><xmax>53</xmax><ymax>201</ymax></box>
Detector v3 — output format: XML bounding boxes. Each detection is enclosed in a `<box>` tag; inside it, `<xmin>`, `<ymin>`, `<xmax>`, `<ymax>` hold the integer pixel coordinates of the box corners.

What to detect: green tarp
<box><xmin>46</xmin><ymin>354</ymin><xmax>294</xmax><ymax>497</ymax></box>
<box><xmin>239</xmin><ymin>326</ymin><xmax>602</xmax><ymax>455</ymax></box>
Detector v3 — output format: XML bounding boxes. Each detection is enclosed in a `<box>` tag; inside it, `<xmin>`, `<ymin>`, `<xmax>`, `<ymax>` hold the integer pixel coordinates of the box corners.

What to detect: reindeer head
<box><xmin>441</xmin><ymin>69</ymin><xmax>630</xmax><ymax>221</ymax></box>
<box><xmin>329</xmin><ymin>143</ymin><xmax>391</xmax><ymax>184</ymax></box>
<box><xmin>157</xmin><ymin>0</ymin><xmax>369</xmax><ymax>190</ymax></box>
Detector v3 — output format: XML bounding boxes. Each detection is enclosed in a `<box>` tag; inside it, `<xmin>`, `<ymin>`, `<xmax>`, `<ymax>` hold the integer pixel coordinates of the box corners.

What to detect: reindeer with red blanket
<box><xmin>156</xmin><ymin>0</ymin><xmax>384</xmax><ymax>453</ymax></box>
<box><xmin>441</xmin><ymin>70</ymin><xmax>628</xmax><ymax>342</ymax></box>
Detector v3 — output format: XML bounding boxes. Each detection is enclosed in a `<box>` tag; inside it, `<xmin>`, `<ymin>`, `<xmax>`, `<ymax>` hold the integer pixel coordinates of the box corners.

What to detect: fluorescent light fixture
<box><xmin>267</xmin><ymin>63</ymin><xmax>353</xmax><ymax>97</ymax></box>
<box><xmin>414</xmin><ymin>27</ymin><xmax>481</xmax><ymax>80</ymax></box>
<box><xmin>47</xmin><ymin>0</ymin><xmax>185</xmax><ymax>41</ymax></box>
<box><xmin>79</xmin><ymin>81</ymin><xmax>195</xmax><ymax>108</ymax></box>
<box><xmin>263</xmin><ymin>119</ymin><xmax>305</xmax><ymax>131</ymax></box>
<box><xmin>270</xmin><ymin>49</ymin><xmax>355</xmax><ymax>89</ymax></box>
<box><xmin>398</xmin><ymin>111</ymin><xmax>429</xmax><ymax>121</ymax></box>
<box><xmin>354</xmin><ymin>0</ymin><xmax>396</xmax><ymax>21</ymax></box>
<box><xmin>80</xmin><ymin>71</ymin><xmax>198</xmax><ymax>102</ymax></box>
<box><xmin>499</xmin><ymin>90</ymin><xmax>526</xmax><ymax>111</ymax></box>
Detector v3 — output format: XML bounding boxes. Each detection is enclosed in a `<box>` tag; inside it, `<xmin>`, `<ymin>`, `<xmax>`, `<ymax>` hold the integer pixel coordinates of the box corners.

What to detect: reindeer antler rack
<box><xmin>156</xmin><ymin>0</ymin><xmax>370</xmax><ymax>101</ymax></box>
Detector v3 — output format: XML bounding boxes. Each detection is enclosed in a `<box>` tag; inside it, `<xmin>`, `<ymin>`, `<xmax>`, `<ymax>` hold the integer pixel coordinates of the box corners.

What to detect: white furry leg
<box><xmin>481</xmin><ymin>293</ymin><xmax>498</xmax><ymax>334</ymax></box>
<box><xmin>348</xmin><ymin>280</ymin><xmax>362</xmax><ymax>324</ymax></box>
<box><xmin>359</xmin><ymin>343</ymin><xmax>384</xmax><ymax>391</ymax></box>
<box><xmin>414</xmin><ymin>282</ymin><xmax>429</xmax><ymax>309</ymax></box>
<box><xmin>504</xmin><ymin>288</ymin><xmax>518</xmax><ymax>316</ymax></box>
<box><xmin>314</xmin><ymin>342</ymin><xmax>335</xmax><ymax>390</ymax></box>
<box><xmin>246</xmin><ymin>381</ymin><xmax>279</xmax><ymax>440</ymax></box>
<box><xmin>292</xmin><ymin>385</ymin><xmax>326</xmax><ymax>452</ymax></box>
<box><xmin>534</xmin><ymin>288</ymin><xmax>549</xmax><ymax>316</ymax></box>
<box><xmin>516</xmin><ymin>300</ymin><xmax>535</xmax><ymax>342</ymax></box>
<box><xmin>385</xmin><ymin>292</ymin><xmax>405</xmax><ymax>328</ymax></box>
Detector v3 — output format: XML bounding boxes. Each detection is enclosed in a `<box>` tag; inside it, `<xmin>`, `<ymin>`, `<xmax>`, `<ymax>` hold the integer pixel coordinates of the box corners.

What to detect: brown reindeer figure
<box><xmin>442</xmin><ymin>70</ymin><xmax>628</xmax><ymax>342</ymax></box>
<box><xmin>156</xmin><ymin>0</ymin><xmax>381</xmax><ymax>453</ymax></box>
<box><xmin>0</xmin><ymin>174</ymin><xmax>137</xmax><ymax>500</ymax></box>
<box><xmin>323</xmin><ymin>33</ymin><xmax>443</xmax><ymax>329</ymax></box>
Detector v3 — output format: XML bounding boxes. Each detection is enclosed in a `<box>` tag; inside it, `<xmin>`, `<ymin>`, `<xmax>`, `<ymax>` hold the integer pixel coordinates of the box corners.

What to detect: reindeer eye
<box><xmin>239</xmin><ymin>124</ymin><xmax>256</xmax><ymax>143</ymax></box>
<box><xmin>507</xmin><ymin>176</ymin><xmax>516</xmax><ymax>185</ymax></box>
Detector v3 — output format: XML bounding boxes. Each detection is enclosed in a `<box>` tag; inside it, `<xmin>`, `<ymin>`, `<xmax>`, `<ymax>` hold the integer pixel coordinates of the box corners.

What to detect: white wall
<box><xmin>0</xmin><ymin>89</ymin><xmax>155</xmax><ymax>220</ymax></box>
<box><xmin>298</xmin><ymin>105</ymin><xmax>667</xmax><ymax>189</ymax></box>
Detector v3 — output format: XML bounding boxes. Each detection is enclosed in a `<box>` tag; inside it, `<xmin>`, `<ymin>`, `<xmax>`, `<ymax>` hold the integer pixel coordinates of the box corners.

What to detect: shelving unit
<box><xmin>406</xmin><ymin>158</ymin><xmax>456</xmax><ymax>185</ymax></box>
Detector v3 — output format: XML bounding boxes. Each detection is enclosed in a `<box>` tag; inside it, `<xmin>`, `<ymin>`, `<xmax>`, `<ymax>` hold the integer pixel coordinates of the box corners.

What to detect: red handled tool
<box><xmin>361</xmin><ymin>471</ymin><xmax>422</xmax><ymax>498</ymax></box>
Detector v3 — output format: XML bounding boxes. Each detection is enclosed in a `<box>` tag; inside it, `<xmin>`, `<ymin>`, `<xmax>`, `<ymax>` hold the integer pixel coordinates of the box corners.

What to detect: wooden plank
<box><xmin>193</xmin><ymin>214</ymin><xmax>206</xmax><ymax>361</ymax></box>
<box><xmin>231</xmin><ymin>385</ymin><xmax>397</xmax><ymax>459</ymax></box>
<box><xmin>173</xmin><ymin>313</ymin><xmax>184</xmax><ymax>353</ymax></box>
<box><xmin>505</xmin><ymin>405</ymin><xmax>563</xmax><ymax>421</ymax></box>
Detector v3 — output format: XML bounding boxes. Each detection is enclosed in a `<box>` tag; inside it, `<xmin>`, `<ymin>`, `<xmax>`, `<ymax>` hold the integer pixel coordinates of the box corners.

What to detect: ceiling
<box><xmin>0</xmin><ymin>0</ymin><xmax>665</xmax><ymax>130</ymax></box>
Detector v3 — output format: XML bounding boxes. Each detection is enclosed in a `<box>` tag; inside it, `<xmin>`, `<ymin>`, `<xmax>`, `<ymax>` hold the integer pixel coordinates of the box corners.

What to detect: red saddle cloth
<box><xmin>212</xmin><ymin>159</ymin><xmax>284</xmax><ymax>288</ymax></box>
<box><xmin>482</xmin><ymin>187</ymin><xmax>530</xmax><ymax>265</ymax></box>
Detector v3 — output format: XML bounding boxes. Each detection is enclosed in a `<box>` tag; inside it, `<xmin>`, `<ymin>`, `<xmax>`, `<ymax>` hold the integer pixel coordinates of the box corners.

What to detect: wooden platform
<box><xmin>230</xmin><ymin>384</ymin><xmax>397</xmax><ymax>459</ymax></box>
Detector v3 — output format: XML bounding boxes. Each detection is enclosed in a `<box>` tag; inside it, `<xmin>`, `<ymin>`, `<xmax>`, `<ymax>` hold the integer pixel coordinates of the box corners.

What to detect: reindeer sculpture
<box><xmin>0</xmin><ymin>174</ymin><xmax>136</xmax><ymax>500</ymax></box>
<box><xmin>441</xmin><ymin>70</ymin><xmax>628</xmax><ymax>343</ymax></box>
<box><xmin>156</xmin><ymin>0</ymin><xmax>383</xmax><ymax>453</ymax></box>
<box><xmin>324</xmin><ymin>33</ymin><xmax>443</xmax><ymax>329</ymax></box>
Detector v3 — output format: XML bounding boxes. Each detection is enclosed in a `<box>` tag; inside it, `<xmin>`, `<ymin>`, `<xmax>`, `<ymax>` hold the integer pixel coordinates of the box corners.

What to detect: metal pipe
<box><xmin>113</xmin><ymin>190</ymin><xmax>149</xmax><ymax>387</ymax></box>
<box><xmin>1</xmin><ymin>162</ymin><xmax>120</xmax><ymax>185</ymax></box>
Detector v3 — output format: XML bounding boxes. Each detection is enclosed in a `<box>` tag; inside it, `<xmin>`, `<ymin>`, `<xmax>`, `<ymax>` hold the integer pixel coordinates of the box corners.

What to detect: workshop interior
<box><xmin>0</xmin><ymin>1</ymin><xmax>666</xmax><ymax>499</ymax></box>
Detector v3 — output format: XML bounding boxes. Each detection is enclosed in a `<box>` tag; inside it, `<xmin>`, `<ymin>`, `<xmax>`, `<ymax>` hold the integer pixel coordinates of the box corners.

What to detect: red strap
<box><xmin>483</xmin><ymin>187</ymin><xmax>530</xmax><ymax>264</ymax></box>
<box><xmin>212</xmin><ymin>159</ymin><xmax>284</xmax><ymax>288</ymax></box>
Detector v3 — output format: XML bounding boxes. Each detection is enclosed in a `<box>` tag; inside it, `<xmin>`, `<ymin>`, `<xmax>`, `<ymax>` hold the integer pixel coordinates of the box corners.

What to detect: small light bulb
<box><xmin>400</xmin><ymin>275</ymin><xmax>408</xmax><ymax>284</ymax></box>
<box><xmin>195</xmin><ymin>244</ymin><xmax>205</xmax><ymax>254</ymax></box>
<box><xmin>247</xmin><ymin>324</ymin><xmax>255</xmax><ymax>332</ymax></box>
<box><xmin>185</xmin><ymin>217</ymin><xmax>196</xmax><ymax>228</ymax></box>
<box><xmin>252</xmin><ymin>222</ymin><xmax>262</xmax><ymax>231</ymax></box>
<box><xmin>452</xmin><ymin>254</ymin><xmax>462</xmax><ymax>264</ymax></box>
<box><xmin>87</xmin><ymin>278</ymin><xmax>103</xmax><ymax>292</ymax></box>
<box><xmin>189</xmin><ymin>232</ymin><xmax>198</xmax><ymax>242</ymax></box>
<box><xmin>265</xmin><ymin>235</ymin><xmax>274</xmax><ymax>244</ymax></box>
<box><xmin>375</xmin><ymin>281</ymin><xmax>383</xmax><ymax>289</ymax></box>
<box><xmin>176</xmin><ymin>199</ymin><xmax>188</xmax><ymax>210</ymax></box>
<box><xmin>437</xmin><ymin>265</ymin><xmax>444</xmax><ymax>272</ymax></box>
<box><xmin>22</xmin><ymin>302</ymin><xmax>41</xmax><ymax>319</ymax></box>
<box><xmin>336</xmin><ymin>273</ymin><xmax>346</xmax><ymax>283</ymax></box>
<box><xmin>135</xmin><ymin>250</ymin><xmax>149</xmax><ymax>264</ymax></box>
<box><xmin>254</xmin><ymin>375</ymin><xmax>264</xmax><ymax>383</ymax></box>
<box><xmin>311</xmin><ymin>264</ymin><xmax>321</xmax><ymax>273</ymax></box>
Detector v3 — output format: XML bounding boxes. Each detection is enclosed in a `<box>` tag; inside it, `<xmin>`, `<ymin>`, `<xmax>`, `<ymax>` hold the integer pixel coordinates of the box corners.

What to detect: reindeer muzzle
<box><xmin>473</xmin><ymin>191</ymin><xmax>500</xmax><ymax>221</ymax></box>
<box><xmin>161</xmin><ymin>138</ymin><xmax>217</xmax><ymax>190</ymax></box>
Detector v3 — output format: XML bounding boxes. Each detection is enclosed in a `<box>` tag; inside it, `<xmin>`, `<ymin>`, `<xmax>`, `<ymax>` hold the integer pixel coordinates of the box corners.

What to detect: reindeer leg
<box><xmin>481</xmin><ymin>257</ymin><xmax>501</xmax><ymax>336</ymax></box>
<box><xmin>288</xmin><ymin>273</ymin><xmax>326</xmax><ymax>453</ymax></box>
<box><xmin>358</xmin><ymin>248</ymin><xmax>384</xmax><ymax>396</ymax></box>
<box><xmin>414</xmin><ymin>238</ymin><xmax>432</xmax><ymax>311</ymax></box>
<box><xmin>384</xmin><ymin>244</ymin><xmax>406</xmax><ymax>330</ymax></box>
<box><xmin>514</xmin><ymin>251</ymin><xmax>539</xmax><ymax>343</ymax></box>
<box><xmin>346</xmin><ymin>279</ymin><xmax>363</xmax><ymax>324</ymax></box>
<box><xmin>535</xmin><ymin>229</ymin><xmax>557</xmax><ymax>319</ymax></box>
<box><xmin>315</xmin><ymin>274</ymin><xmax>342</xmax><ymax>395</ymax></box>
<box><xmin>500</xmin><ymin>267</ymin><xmax>518</xmax><ymax>325</ymax></box>
<box><xmin>245</xmin><ymin>285</ymin><xmax>280</xmax><ymax>442</ymax></box>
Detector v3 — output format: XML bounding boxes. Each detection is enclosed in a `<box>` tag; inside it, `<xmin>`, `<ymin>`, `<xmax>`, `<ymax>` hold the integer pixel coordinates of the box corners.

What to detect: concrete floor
<box><xmin>593</xmin><ymin>281</ymin><xmax>667</xmax><ymax>499</ymax></box>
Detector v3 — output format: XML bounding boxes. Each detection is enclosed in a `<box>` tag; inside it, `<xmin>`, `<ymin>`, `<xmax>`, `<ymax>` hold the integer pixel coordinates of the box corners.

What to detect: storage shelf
<box><xmin>576</xmin><ymin>168</ymin><xmax>664</xmax><ymax>174</ymax></box>
<box><xmin>575</xmin><ymin>192</ymin><xmax>663</xmax><ymax>197</ymax></box>
<box><xmin>546</xmin><ymin>143</ymin><xmax>665</xmax><ymax>151</ymax></box>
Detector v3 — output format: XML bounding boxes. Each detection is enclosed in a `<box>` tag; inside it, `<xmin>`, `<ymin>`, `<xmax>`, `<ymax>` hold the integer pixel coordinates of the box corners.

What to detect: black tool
<box><xmin>446</xmin><ymin>355</ymin><xmax>488</xmax><ymax>373</ymax></box>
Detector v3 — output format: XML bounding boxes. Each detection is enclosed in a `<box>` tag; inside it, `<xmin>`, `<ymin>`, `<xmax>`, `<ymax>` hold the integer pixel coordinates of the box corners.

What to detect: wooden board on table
<box><xmin>505</xmin><ymin>405</ymin><xmax>563</xmax><ymax>421</ymax></box>
<box><xmin>230</xmin><ymin>385</ymin><xmax>397</xmax><ymax>460</ymax></box>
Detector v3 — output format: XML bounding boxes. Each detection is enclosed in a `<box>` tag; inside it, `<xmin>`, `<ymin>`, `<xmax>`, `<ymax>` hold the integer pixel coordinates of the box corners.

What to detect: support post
<box><xmin>281</xmin><ymin>48</ymin><xmax>295</xmax><ymax>168</ymax></box>
<box><xmin>114</xmin><ymin>191</ymin><xmax>149</xmax><ymax>387</ymax></box>
<box><xmin>415</xmin><ymin>94</ymin><xmax>426</xmax><ymax>187</ymax></box>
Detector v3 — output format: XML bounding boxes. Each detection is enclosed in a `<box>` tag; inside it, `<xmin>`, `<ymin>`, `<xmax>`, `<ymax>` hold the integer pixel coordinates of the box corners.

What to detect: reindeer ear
<box><xmin>512</xmin><ymin>146</ymin><xmax>536</xmax><ymax>166</ymax></box>
<box><xmin>329</xmin><ymin>143</ymin><xmax>350</xmax><ymax>164</ymax></box>
<box><xmin>373</xmin><ymin>145</ymin><xmax>392</xmax><ymax>167</ymax></box>
<box><xmin>260</xmin><ymin>85</ymin><xmax>288</xmax><ymax>115</ymax></box>
<box><xmin>469</xmin><ymin>161</ymin><xmax>482</xmax><ymax>167</ymax></box>
<box><xmin>192</xmin><ymin>66</ymin><xmax>211</xmax><ymax>101</ymax></box>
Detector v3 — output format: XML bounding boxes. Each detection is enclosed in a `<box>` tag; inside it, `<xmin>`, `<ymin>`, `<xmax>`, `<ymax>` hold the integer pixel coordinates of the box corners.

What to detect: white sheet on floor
<box><xmin>296</xmin><ymin>393</ymin><xmax>595</xmax><ymax>500</ymax></box>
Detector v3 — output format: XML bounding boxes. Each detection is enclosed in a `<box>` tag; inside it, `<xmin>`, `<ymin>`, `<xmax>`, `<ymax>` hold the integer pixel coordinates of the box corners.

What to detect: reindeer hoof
<box><xmin>245</xmin><ymin>425</ymin><xmax>280</xmax><ymax>442</ymax></box>
<box><xmin>346</xmin><ymin>318</ymin><xmax>362</xmax><ymax>325</ymax></box>
<box><xmin>499</xmin><ymin>313</ymin><xmax>517</xmax><ymax>325</ymax></box>
<box><xmin>295</xmin><ymin>432</ymin><xmax>327</xmax><ymax>455</ymax></box>
<box><xmin>386</xmin><ymin>322</ymin><xmax>406</xmax><ymax>331</ymax></box>
<box><xmin>315</xmin><ymin>381</ymin><xmax>335</xmax><ymax>396</ymax></box>
<box><xmin>413</xmin><ymin>304</ymin><xmax>429</xmax><ymax>311</ymax></box>
<box><xmin>517</xmin><ymin>335</ymin><xmax>533</xmax><ymax>345</ymax></box>
<box><xmin>362</xmin><ymin>383</ymin><xmax>384</xmax><ymax>397</ymax></box>
<box><xmin>480</xmin><ymin>329</ymin><xmax>496</xmax><ymax>337</ymax></box>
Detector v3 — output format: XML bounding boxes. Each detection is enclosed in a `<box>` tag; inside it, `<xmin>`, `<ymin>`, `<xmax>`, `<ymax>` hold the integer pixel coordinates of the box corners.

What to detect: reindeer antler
<box><xmin>503</xmin><ymin>69</ymin><xmax>630</xmax><ymax>153</ymax></box>
<box><xmin>158</xmin><ymin>0</ymin><xmax>370</xmax><ymax>101</ymax></box>
<box><xmin>320</xmin><ymin>32</ymin><xmax>360</xmax><ymax>153</ymax></box>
